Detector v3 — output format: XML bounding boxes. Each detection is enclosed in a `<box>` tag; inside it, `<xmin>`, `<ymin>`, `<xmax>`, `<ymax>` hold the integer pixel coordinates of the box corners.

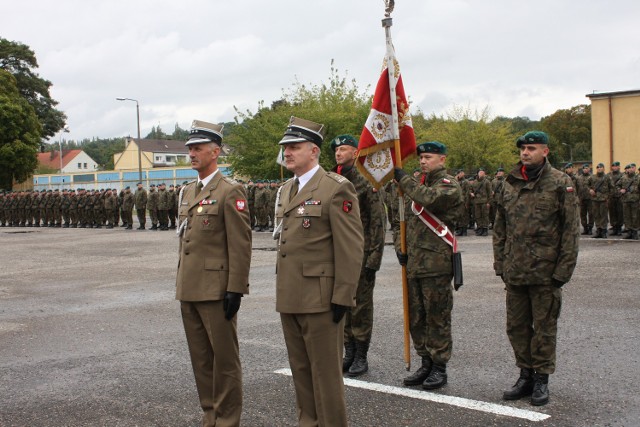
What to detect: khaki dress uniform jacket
<box><xmin>275</xmin><ymin>167</ymin><xmax>364</xmax><ymax>427</ymax></box>
<box><xmin>176</xmin><ymin>172</ymin><xmax>252</xmax><ymax>427</ymax></box>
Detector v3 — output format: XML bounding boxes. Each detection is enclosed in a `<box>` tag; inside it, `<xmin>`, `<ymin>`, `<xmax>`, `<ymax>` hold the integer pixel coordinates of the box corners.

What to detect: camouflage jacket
<box><xmin>588</xmin><ymin>172</ymin><xmax>613</xmax><ymax>201</ymax></box>
<box><xmin>617</xmin><ymin>172</ymin><xmax>640</xmax><ymax>203</ymax></box>
<box><xmin>123</xmin><ymin>192</ymin><xmax>135</xmax><ymax>210</ymax></box>
<box><xmin>471</xmin><ymin>176</ymin><xmax>492</xmax><ymax>203</ymax></box>
<box><xmin>157</xmin><ymin>189</ymin><xmax>170</xmax><ymax>210</ymax></box>
<box><xmin>493</xmin><ymin>160</ymin><xmax>579</xmax><ymax>286</ymax></box>
<box><xmin>392</xmin><ymin>167</ymin><xmax>464</xmax><ymax>278</ymax></box>
<box><xmin>575</xmin><ymin>172</ymin><xmax>591</xmax><ymax>200</ymax></box>
<box><xmin>134</xmin><ymin>189</ymin><xmax>147</xmax><ymax>209</ymax></box>
<box><xmin>607</xmin><ymin>171</ymin><xmax>624</xmax><ymax>198</ymax></box>
<box><xmin>147</xmin><ymin>190</ymin><xmax>159</xmax><ymax>210</ymax></box>
<box><xmin>333</xmin><ymin>164</ymin><xmax>386</xmax><ymax>271</ymax></box>
<box><xmin>565</xmin><ymin>172</ymin><xmax>578</xmax><ymax>198</ymax></box>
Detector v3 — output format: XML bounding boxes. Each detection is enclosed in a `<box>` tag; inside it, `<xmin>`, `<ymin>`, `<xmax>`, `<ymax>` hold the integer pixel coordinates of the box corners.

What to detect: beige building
<box><xmin>586</xmin><ymin>89</ymin><xmax>640</xmax><ymax>169</ymax></box>
<box><xmin>113</xmin><ymin>138</ymin><xmax>189</xmax><ymax>171</ymax></box>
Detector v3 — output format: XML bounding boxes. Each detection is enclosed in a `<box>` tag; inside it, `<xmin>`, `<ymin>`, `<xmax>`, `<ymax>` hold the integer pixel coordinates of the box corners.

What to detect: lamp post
<box><xmin>562</xmin><ymin>142</ymin><xmax>573</xmax><ymax>162</ymax></box>
<box><xmin>59</xmin><ymin>127</ymin><xmax>70</xmax><ymax>188</ymax></box>
<box><xmin>116</xmin><ymin>97</ymin><xmax>143</xmax><ymax>183</ymax></box>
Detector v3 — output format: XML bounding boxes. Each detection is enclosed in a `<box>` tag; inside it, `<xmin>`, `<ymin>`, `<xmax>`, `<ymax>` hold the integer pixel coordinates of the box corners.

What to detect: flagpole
<box><xmin>382</xmin><ymin>14</ymin><xmax>411</xmax><ymax>372</ymax></box>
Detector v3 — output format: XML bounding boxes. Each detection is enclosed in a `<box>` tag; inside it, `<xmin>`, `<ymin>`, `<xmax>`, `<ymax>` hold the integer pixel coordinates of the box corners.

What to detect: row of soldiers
<box><xmin>244</xmin><ymin>179</ymin><xmax>282</xmax><ymax>232</ymax></box>
<box><xmin>0</xmin><ymin>182</ymin><xmax>184</xmax><ymax>231</ymax></box>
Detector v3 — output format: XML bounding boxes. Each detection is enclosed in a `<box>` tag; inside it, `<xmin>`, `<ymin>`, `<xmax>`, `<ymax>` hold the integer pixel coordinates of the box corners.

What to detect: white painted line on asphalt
<box><xmin>274</xmin><ymin>368</ymin><xmax>550</xmax><ymax>422</ymax></box>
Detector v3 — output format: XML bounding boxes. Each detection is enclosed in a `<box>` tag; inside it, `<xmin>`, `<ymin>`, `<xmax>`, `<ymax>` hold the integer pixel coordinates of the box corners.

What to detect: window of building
<box><xmin>84</xmin><ymin>163</ymin><xmax>87</xmax><ymax>169</ymax></box>
<box><xmin>156</xmin><ymin>156</ymin><xmax>161</xmax><ymax>161</ymax></box>
<box><xmin>78</xmin><ymin>162</ymin><xmax>82</xmax><ymax>168</ymax></box>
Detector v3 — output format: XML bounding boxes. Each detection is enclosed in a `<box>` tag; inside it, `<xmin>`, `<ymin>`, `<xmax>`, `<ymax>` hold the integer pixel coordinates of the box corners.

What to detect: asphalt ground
<box><xmin>1</xmin><ymin>222</ymin><xmax>639</xmax><ymax>427</ymax></box>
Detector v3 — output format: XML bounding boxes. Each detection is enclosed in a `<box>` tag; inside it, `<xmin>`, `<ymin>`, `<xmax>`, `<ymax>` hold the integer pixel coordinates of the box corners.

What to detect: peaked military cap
<box><xmin>279</xmin><ymin>116</ymin><xmax>325</xmax><ymax>146</ymax></box>
<box><xmin>417</xmin><ymin>141</ymin><xmax>447</xmax><ymax>155</ymax></box>
<box><xmin>517</xmin><ymin>131</ymin><xmax>549</xmax><ymax>147</ymax></box>
<box><xmin>186</xmin><ymin>120</ymin><xmax>224</xmax><ymax>146</ymax></box>
<box><xmin>331</xmin><ymin>134</ymin><xmax>358</xmax><ymax>151</ymax></box>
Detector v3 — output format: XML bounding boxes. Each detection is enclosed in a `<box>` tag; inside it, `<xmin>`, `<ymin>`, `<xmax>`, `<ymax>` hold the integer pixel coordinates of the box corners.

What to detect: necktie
<box><xmin>195</xmin><ymin>181</ymin><xmax>204</xmax><ymax>197</ymax></box>
<box><xmin>289</xmin><ymin>178</ymin><xmax>299</xmax><ymax>201</ymax></box>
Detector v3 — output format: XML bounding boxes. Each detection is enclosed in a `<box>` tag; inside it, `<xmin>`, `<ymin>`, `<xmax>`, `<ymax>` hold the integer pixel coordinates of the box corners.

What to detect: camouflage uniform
<box><xmin>617</xmin><ymin>169</ymin><xmax>640</xmax><ymax>239</ymax></box>
<box><xmin>471</xmin><ymin>174</ymin><xmax>492</xmax><ymax>234</ymax></box>
<box><xmin>134</xmin><ymin>186</ymin><xmax>148</xmax><ymax>229</ymax></box>
<box><xmin>61</xmin><ymin>191</ymin><xmax>71</xmax><ymax>226</ymax></box>
<box><xmin>490</xmin><ymin>175</ymin><xmax>505</xmax><ymax>228</ymax></box>
<box><xmin>254</xmin><ymin>183</ymin><xmax>270</xmax><ymax>231</ymax></box>
<box><xmin>123</xmin><ymin>189</ymin><xmax>135</xmax><ymax>229</ymax></box>
<box><xmin>84</xmin><ymin>191</ymin><xmax>95</xmax><ymax>227</ymax></box>
<box><xmin>588</xmin><ymin>170</ymin><xmax>613</xmax><ymax>237</ymax></box>
<box><xmin>333</xmin><ymin>164</ymin><xmax>386</xmax><ymax>374</ymax></box>
<box><xmin>147</xmin><ymin>187</ymin><xmax>159</xmax><ymax>229</ymax></box>
<box><xmin>575</xmin><ymin>169</ymin><xmax>593</xmax><ymax>234</ymax></box>
<box><xmin>607</xmin><ymin>168</ymin><xmax>624</xmax><ymax>234</ymax></box>
<box><xmin>157</xmin><ymin>187</ymin><xmax>170</xmax><ymax>230</ymax></box>
<box><xmin>493</xmin><ymin>159</ymin><xmax>579</xmax><ymax>375</ymax></box>
<box><xmin>246</xmin><ymin>182</ymin><xmax>256</xmax><ymax>228</ymax></box>
<box><xmin>168</xmin><ymin>187</ymin><xmax>177</xmax><ymax>228</ymax></box>
<box><xmin>104</xmin><ymin>191</ymin><xmax>117</xmax><ymax>227</ymax></box>
<box><xmin>53</xmin><ymin>190</ymin><xmax>63</xmax><ymax>226</ymax></box>
<box><xmin>93</xmin><ymin>192</ymin><xmax>105</xmax><ymax>227</ymax></box>
<box><xmin>392</xmin><ymin>166</ymin><xmax>463</xmax><ymax>370</ymax></box>
<box><xmin>455</xmin><ymin>174</ymin><xmax>471</xmax><ymax>235</ymax></box>
<box><xmin>0</xmin><ymin>194</ymin><xmax>5</xmax><ymax>226</ymax></box>
<box><xmin>69</xmin><ymin>192</ymin><xmax>79</xmax><ymax>227</ymax></box>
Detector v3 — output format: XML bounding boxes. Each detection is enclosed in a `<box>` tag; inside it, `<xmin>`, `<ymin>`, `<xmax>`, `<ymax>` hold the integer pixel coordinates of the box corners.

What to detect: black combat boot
<box><xmin>403</xmin><ymin>356</ymin><xmax>432</xmax><ymax>386</ymax></box>
<box><xmin>581</xmin><ymin>226</ymin><xmax>589</xmax><ymax>235</ymax></box>
<box><xmin>633</xmin><ymin>230</ymin><xmax>639</xmax><ymax>240</ymax></box>
<box><xmin>422</xmin><ymin>363</ymin><xmax>447</xmax><ymax>390</ymax></box>
<box><xmin>503</xmin><ymin>368</ymin><xmax>534</xmax><ymax>400</ymax></box>
<box><xmin>475</xmin><ymin>228</ymin><xmax>482</xmax><ymax>236</ymax></box>
<box><xmin>461</xmin><ymin>227</ymin><xmax>467</xmax><ymax>236</ymax></box>
<box><xmin>343</xmin><ymin>339</ymin><xmax>356</xmax><ymax>373</ymax></box>
<box><xmin>592</xmin><ymin>228</ymin><xmax>602</xmax><ymax>238</ymax></box>
<box><xmin>530</xmin><ymin>373</ymin><xmax>549</xmax><ymax>406</ymax></box>
<box><xmin>481</xmin><ymin>228</ymin><xmax>489</xmax><ymax>236</ymax></box>
<box><xmin>348</xmin><ymin>340</ymin><xmax>370</xmax><ymax>377</ymax></box>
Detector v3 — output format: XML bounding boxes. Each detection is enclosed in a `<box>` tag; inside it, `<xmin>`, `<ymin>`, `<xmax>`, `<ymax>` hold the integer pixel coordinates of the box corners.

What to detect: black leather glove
<box><xmin>223</xmin><ymin>292</ymin><xmax>242</xmax><ymax>320</ymax></box>
<box><xmin>331</xmin><ymin>303</ymin><xmax>349</xmax><ymax>323</ymax></box>
<box><xmin>551</xmin><ymin>278</ymin><xmax>565</xmax><ymax>289</ymax></box>
<box><xmin>394</xmin><ymin>167</ymin><xmax>407</xmax><ymax>182</ymax></box>
<box><xmin>364</xmin><ymin>267</ymin><xmax>376</xmax><ymax>281</ymax></box>
<box><xmin>396</xmin><ymin>250</ymin><xmax>408</xmax><ymax>266</ymax></box>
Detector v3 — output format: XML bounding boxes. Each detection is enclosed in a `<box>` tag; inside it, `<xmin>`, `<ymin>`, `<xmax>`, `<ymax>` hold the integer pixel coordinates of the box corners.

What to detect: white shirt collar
<box><xmin>198</xmin><ymin>169</ymin><xmax>219</xmax><ymax>189</ymax></box>
<box><xmin>296</xmin><ymin>164</ymin><xmax>320</xmax><ymax>191</ymax></box>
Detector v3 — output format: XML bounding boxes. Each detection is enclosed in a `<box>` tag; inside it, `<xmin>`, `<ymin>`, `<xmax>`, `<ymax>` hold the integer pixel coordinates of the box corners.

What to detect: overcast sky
<box><xmin>2</xmin><ymin>0</ymin><xmax>639</xmax><ymax>143</ymax></box>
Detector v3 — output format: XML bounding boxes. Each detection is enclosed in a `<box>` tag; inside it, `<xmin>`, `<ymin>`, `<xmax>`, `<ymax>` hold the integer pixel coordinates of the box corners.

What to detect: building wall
<box><xmin>113</xmin><ymin>140</ymin><xmax>154</xmax><ymax>171</ymax></box>
<box><xmin>591</xmin><ymin>93</ymin><xmax>640</xmax><ymax>170</ymax></box>
<box><xmin>63</xmin><ymin>151</ymin><xmax>99</xmax><ymax>173</ymax></box>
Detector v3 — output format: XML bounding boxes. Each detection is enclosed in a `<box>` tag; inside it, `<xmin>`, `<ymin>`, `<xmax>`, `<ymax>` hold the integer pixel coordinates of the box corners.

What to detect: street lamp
<box><xmin>59</xmin><ymin>127</ymin><xmax>70</xmax><ymax>188</ymax></box>
<box><xmin>562</xmin><ymin>143</ymin><xmax>573</xmax><ymax>162</ymax></box>
<box><xmin>116</xmin><ymin>97</ymin><xmax>142</xmax><ymax>182</ymax></box>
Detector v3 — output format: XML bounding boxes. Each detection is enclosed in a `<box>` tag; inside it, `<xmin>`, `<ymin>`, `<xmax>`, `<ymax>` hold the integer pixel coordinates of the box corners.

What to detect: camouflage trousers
<box><xmin>255</xmin><ymin>206</ymin><xmax>269</xmax><ymax>228</ymax></box>
<box><xmin>344</xmin><ymin>266</ymin><xmax>376</xmax><ymax>343</ymax></box>
<box><xmin>608</xmin><ymin>197</ymin><xmax>623</xmax><ymax>228</ymax></box>
<box><xmin>136</xmin><ymin>209</ymin><xmax>146</xmax><ymax>227</ymax></box>
<box><xmin>592</xmin><ymin>200</ymin><xmax>609</xmax><ymax>229</ymax></box>
<box><xmin>579</xmin><ymin>198</ymin><xmax>593</xmax><ymax>228</ymax></box>
<box><xmin>474</xmin><ymin>202</ymin><xmax>489</xmax><ymax>228</ymax></box>
<box><xmin>148</xmin><ymin>209</ymin><xmax>158</xmax><ymax>226</ymax></box>
<box><xmin>623</xmin><ymin>201</ymin><xmax>639</xmax><ymax>231</ymax></box>
<box><xmin>506</xmin><ymin>284</ymin><xmax>562</xmax><ymax>374</ymax></box>
<box><xmin>407</xmin><ymin>275</ymin><xmax>453</xmax><ymax>366</ymax></box>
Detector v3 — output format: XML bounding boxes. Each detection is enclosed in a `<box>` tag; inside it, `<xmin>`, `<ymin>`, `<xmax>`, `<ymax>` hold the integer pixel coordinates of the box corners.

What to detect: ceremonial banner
<box><xmin>357</xmin><ymin>50</ymin><xmax>416</xmax><ymax>188</ymax></box>
<box><xmin>276</xmin><ymin>147</ymin><xmax>286</xmax><ymax>166</ymax></box>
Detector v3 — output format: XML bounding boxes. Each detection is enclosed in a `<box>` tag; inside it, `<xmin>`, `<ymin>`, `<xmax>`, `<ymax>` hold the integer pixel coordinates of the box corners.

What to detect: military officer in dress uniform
<box><xmin>274</xmin><ymin>116</ymin><xmax>364</xmax><ymax>426</ymax></box>
<box><xmin>493</xmin><ymin>131</ymin><xmax>579</xmax><ymax>406</ymax></box>
<box><xmin>176</xmin><ymin>120</ymin><xmax>251</xmax><ymax>427</ymax></box>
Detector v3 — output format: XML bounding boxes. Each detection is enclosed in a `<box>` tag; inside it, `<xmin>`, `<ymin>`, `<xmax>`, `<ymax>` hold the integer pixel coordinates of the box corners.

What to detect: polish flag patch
<box><xmin>566</xmin><ymin>187</ymin><xmax>574</xmax><ymax>193</ymax></box>
<box><xmin>236</xmin><ymin>200</ymin><xmax>246</xmax><ymax>211</ymax></box>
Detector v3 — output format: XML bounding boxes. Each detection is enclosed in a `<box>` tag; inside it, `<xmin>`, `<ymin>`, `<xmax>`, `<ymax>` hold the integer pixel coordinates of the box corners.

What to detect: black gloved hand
<box><xmin>498</xmin><ymin>274</ymin><xmax>507</xmax><ymax>284</ymax></box>
<box><xmin>364</xmin><ymin>267</ymin><xmax>376</xmax><ymax>281</ymax></box>
<box><xmin>331</xmin><ymin>303</ymin><xmax>349</xmax><ymax>323</ymax></box>
<box><xmin>223</xmin><ymin>292</ymin><xmax>242</xmax><ymax>320</ymax></box>
<box><xmin>394</xmin><ymin>167</ymin><xmax>407</xmax><ymax>182</ymax></box>
<box><xmin>551</xmin><ymin>278</ymin><xmax>565</xmax><ymax>289</ymax></box>
<box><xmin>396</xmin><ymin>250</ymin><xmax>408</xmax><ymax>266</ymax></box>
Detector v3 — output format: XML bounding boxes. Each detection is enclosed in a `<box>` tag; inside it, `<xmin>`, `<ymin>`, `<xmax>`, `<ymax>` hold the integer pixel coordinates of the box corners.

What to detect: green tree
<box><xmin>0</xmin><ymin>38</ymin><xmax>67</xmax><ymax>140</ymax></box>
<box><xmin>420</xmin><ymin>105</ymin><xmax>519</xmax><ymax>173</ymax></box>
<box><xmin>541</xmin><ymin>104</ymin><xmax>591</xmax><ymax>165</ymax></box>
<box><xmin>226</xmin><ymin>63</ymin><xmax>371</xmax><ymax>179</ymax></box>
<box><xmin>0</xmin><ymin>70</ymin><xmax>41</xmax><ymax>189</ymax></box>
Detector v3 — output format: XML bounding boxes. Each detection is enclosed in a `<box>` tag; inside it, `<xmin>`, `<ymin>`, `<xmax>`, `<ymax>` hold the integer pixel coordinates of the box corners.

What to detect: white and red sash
<box><xmin>410</xmin><ymin>201</ymin><xmax>458</xmax><ymax>253</ymax></box>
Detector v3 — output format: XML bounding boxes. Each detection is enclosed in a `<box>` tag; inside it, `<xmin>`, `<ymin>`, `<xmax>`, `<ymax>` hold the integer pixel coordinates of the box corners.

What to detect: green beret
<box><xmin>331</xmin><ymin>134</ymin><xmax>358</xmax><ymax>151</ymax></box>
<box><xmin>497</xmin><ymin>167</ymin><xmax>504</xmax><ymax>172</ymax></box>
<box><xmin>597</xmin><ymin>163</ymin><xmax>604</xmax><ymax>168</ymax></box>
<box><xmin>413</xmin><ymin>168</ymin><xmax>421</xmax><ymax>173</ymax></box>
<box><xmin>517</xmin><ymin>131</ymin><xmax>549</xmax><ymax>147</ymax></box>
<box><xmin>624</xmin><ymin>164</ymin><xmax>630</xmax><ymax>170</ymax></box>
<box><xmin>612</xmin><ymin>161</ymin><xmax>620</xmax><ymax>166</ymax></box>
<box><xmin>417</xmin><ymin>141</ymin><xmax>447</xmax><ymax>155</ymax></box>
<box><xmin>564</xmin><ymin>162</ymin><xmax>573</xmax><ymax>169</ymax></box>
<box><xmin>630</xmin><ymin>163</ymin><xmax>636</xmax><ymax>167</ymax></box>
<box><xmin>477</xmin><ymin>167</ymin><xmax>486</xmax><ymax>173</ymax></box>
<box><xmin>582</xmin><ymin>163</ymin><xmax>590</xmax><ymax>168</ymax></box>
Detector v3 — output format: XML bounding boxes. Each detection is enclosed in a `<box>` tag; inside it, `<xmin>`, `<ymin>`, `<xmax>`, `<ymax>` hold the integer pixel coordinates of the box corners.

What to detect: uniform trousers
<box><xmin>623</xmin><ymin>201</ymin><xmax>639</xmax><ymax>230</ymax></box>
<box><xmin>474</xmin><ymin>202</ymin><xmax>489</xmax><ymax>228</ymax></box>
<box><xmin>408</xmin><ymin>275</ymin><xmax>453</xmax><ymax>365</ymax></box>
<box><xmin>506</xmin><ymin>284</ymin><xmax>562</xmax><ymax>374</ymax></box>
<box><xmin>280</xmin><ymin>311</ymin><xmax>347</xmax><ymax>427</ymax></box>
<box><xmin>181</xmin><ymin>301</ymin><xmax>242</xmax><ymax>427</ymax></box>
<box><xmin>579</xmin><ymin>198</ymin><xmax>593</xmax><ymax>228</ymax></box>
<box><xmin>608</xmin><ymin>197</ymin><xmax>624</xmax><ymax>227</ymax></box>
<box><xmin>344</xmin><ymin>262</ymin><xmax>376</xmax><ymax>343</ymax></box>
<box><xmin>136</xmin><ymin>208</ymin><xmax>146</xmax><ymax>227</ymax></box>
<box><xmin>592</xmin><ymin>200</ymin><xmax>609</xmax><ymax>229</ymax></box>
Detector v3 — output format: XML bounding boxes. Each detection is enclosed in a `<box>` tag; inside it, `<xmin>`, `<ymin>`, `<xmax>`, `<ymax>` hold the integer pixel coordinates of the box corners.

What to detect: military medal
<box><xmin>297</xmin><ymin>206</ymin><xmax>306</xmax><ymax>215</ymax></box>
<box><xmin>197</xmin><ymin>206</ymin><xmax>203</xmax><ymax>213</ymax></box>
<box><xmin>202</xmin><ymin>218</ymin><xmax>210</xmax><ymax>226</ymax></box>
<box><xmin>302</xmin><ymin>217</ymin><xmax>311</xmax><ymax>229</ymax></box>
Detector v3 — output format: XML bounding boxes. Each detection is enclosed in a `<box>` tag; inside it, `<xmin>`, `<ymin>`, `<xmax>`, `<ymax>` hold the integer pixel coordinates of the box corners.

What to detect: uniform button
<box><xmin>281</xmin><ymin>253</ymin><xmax>286</xmax><ymax>258</ymax></box>
<box><xmin>185</xmin><ymin>252</ymin><xmax>190</xmax><ymax>255</ymax></box>
<box><xmin>284</xmin><ymin>227</ymin><xmax>288</xmax><ymax>231</ymax></box>
<box><xmin>282</xmin><ymin>240</ymin><xmax>286</xmax><ymax>244</ymax></box>
<box><xmin>285</xmin><ymin>213</ymin><xmax>289</xmax><ymax>217</ymax></box>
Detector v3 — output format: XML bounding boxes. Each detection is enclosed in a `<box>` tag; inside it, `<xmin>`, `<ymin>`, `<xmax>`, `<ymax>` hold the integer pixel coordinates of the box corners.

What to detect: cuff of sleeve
<box><xmin>227</xmin><ymin>275</ymin><xmax>250</xmax><ymax>294</ymax></box>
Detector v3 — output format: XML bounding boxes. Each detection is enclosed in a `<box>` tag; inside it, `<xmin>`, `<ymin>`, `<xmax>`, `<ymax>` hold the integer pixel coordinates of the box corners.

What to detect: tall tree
<box><xmin>225</xmin><ymin>64</ymin><xmax>371</xmax><ymax>179</ymax></box>
<box><xmin>541</xmin><ymin>104</ymin><xmax>591</xmax><ymax>164</ymax></box>
<box><xmin>0</xmin><ymin>70</ymin><xmax>41</xmax><ymax>189</ymax></box>
<box><xmin>0</xmin><ymin>38</ymin><xmax>67</xmax><ymax>140</ymax></box>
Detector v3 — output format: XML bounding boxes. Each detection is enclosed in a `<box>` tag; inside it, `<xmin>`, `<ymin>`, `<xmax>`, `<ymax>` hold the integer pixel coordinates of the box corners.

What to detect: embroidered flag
<box><xmin>236</xmin><ymin>200</ymin><xmax>246</xmax><ymax>211</ymax></box>
<box><xmin>356</xmin><ymin>48</ymin><xmax>416</xmax><ymax>189</ymax></box>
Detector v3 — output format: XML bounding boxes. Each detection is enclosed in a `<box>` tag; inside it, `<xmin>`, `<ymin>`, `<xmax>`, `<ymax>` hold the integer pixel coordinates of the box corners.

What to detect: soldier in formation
<box><xmin>588</xmin><ymin>163</ymin><xmax>613</xmax><ymax>238</ymax></box>
<box><xmin>135</xmin><ymin>182</ymin><xmax>148</xmax><ymax>230</ymax></box>
<box><xmin>470</xmin><ymin>167</ymin><xmax>492</xmax><ymax>236</ymax></box>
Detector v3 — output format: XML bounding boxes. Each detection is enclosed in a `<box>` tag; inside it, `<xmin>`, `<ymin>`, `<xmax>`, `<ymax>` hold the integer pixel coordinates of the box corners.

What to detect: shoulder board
<box><xmin>221</xmin><ymin>175</ymin><xmax>238</xmax><ymax>185</ymax></box>
<box><xmin>326</xmin><ymin>171</ymin><xmax>347</xmax><ymax>184</ymax></box>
